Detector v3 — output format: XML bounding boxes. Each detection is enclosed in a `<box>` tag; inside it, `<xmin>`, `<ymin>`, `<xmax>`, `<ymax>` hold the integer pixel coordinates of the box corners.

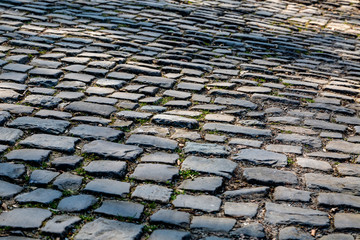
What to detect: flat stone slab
<box><xmin>0</xmin><ymin>127</ymin><xmax>23</xmax><ymax>145</ymax></box>
<box><xmin>0</xmin><ymin>163</ymin><xmax>25</xmax><ymax>179</ymax></box>
<box><xmin>326</xmin><ymin>140</ymin><xmax>360</xmax><ymax>154</ymax></box>
<box><xmin>150</xmin><ymin>209</ymin><xmax>190</xmax><ymax>227</ymax></box>
<box><xmin>6</xmin><ymin>149</ymin><xmax>51</xmax><ymax>164</ymax></box>
<box><xmin>173</xmin><ymin>194</ymin><xmax>221</xmax><ymax>212</ymax></box>
<box><xmin>234</xmin><ymin>149</ymin><xmax>287</xmax><ymax>166</ymax></box>
<box><xmin>133</xmin><ymin>184</ymin><xmax>173</xmax><ymax>202</ymax></box>
<box><xmin>141</xmin><ymin>152</ymin><xmax>178</xmax><ymax>164</ymax></box>
<box><xmin>126</xmin><ymin>134</ymin><xmax>178</xmax><ymax>150</ymax></box>
<box><xmin>94</xmin><ymin>200</ymin><xmax>144</xmax><ymax>219</ymax></box>
<box><xmin>84</xmin><ymin>179</ymin><xmax>130</xmax><ymax>197</ymax></box>
<box><xmin>15</xmin><ymin>188</ymin><xmax>62</xmax><ymax>204</ymax></box>
<box><xmin>69</xmin><ymin>124</ymin><xmax>123</xmax><ymax>141</ymax></box>
<box><xmin>0</xmin><ymin>180</ymin><xmax>23</xmax><ymax>198</ymax></box>
<box><xmin>334</xmin><ymin>213</ymin><xmax>360</xmax><ymax>230</ymax></box>
<box><xmin>305</xmin><ymin>173</ymin><xmax>360</xmax><ymax>195</ymax></box>
<box><xmin>265</xmin><ymin>202</ymin><xmax>329</xmax><ymax>227</ymax></box>
<box><xmin>20</xmin><ymin>134</ymin><xmax>79</xmax><ymax>153</ymax></box>
<box><xmin>8</xmin><ymin>117</ymin><xmax>70</xmax><ymax>134</ymax></box>
<box><xmin>243</xmin><ymin>167</ymin><xmax>298</xmax><ymax>185</ymax></box>
<box><xmin>149</xmin><ymin>230</ymin><xmax>191</xmax><ymax>240</ymax></box>
<box><xmin>65</xmin><ymin>101</ymin><xmax>117</xmax><ymax>117</ymax></box>
<box><xmin>82</xmin><ymin>140</ymin><xmax>143</xmax><ymax>160</ymax></box>
<box><xmin>191</xmin><ymin>216</ymin><xmax>236</xmax><ymax>232</ymax></box>
<box><xmin>275</xmin><ymin>133</ymin><xmax>322</xmax><ymax>148</ymax></box>
<box><xmin>179</xmin><ymin>177</ymin><xmax>223</xmax><ymax>193</ymax></box>
<box><xmin>53</xmin><ymin>173</ymin><xmax>83</xmax><ymax>191</ymax></box>
<box><xmin>202</xmin><ymin>123</ymin><xmax>271</xmax><ymax>137</ymax></box>
<box><xmin>296</xmin><ymin>157</ymin><xmax>332</xmax><ymax>172</ymax></box>
<box><xmin>41</xmin><ymin>215</ymin><xmax>81</xmax><ymax>236</ymax></box>
<box><xmin>130</xmin><ymin>164</ymin><xmax>178</xmax><ymax>183</ymax></box>
<box><xmin>30</xmin><ymin>170</ymin><xmax>59</xmax><ymax>185</ymax></box>
<box><xmin>224</xmin><ymin>202</ymin><xmax>258</xmax><ymax>218</ymax></box>
<box><xmin>0</xmin><ymin>208</ymin><xmax>52</xmax><ymax>229</ymax></box>
<box><xmin>273</xmin><ymin>186</ymin><xmax>311</xmax><ymax>202</ymax></box>
<box><xmin>318</xmin><ymin>192</ymin><xmax>360</xmax><ymax>209</ymax></box>
<box><xmin>278</xmin><ymin>227</ymin><xmax>314</xmax><ymax>240</ymax></box>
<box><xmin>58</xmin><ymin>194</ymin><xmax>97</xmax><ymax>212</ymax></box>
<box><xmin>83</xmin><ymin>160</ymin><xmax>127</xmax><ymax>178</ymax></box>
<box><xmin>75</xmin><ymin>217</ymin><xmax>143</xmax><ymax>240</ymax></box>
<box><xmin>152</xmin><ymin>114</ymin><xmax>199</xmax><ymax>129</ymax></box>
<box><xmin>184</xmin><ymin>142</ymin><xmax>230</xmax><ymax>156</ymax></box>
<box><xmin>182</xmin><ymin>156</ymin><xmax>236</xmax><ymax>178</ymax></box>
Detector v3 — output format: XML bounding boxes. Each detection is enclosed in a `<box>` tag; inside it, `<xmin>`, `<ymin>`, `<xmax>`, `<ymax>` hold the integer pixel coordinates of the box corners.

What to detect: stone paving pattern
<box><xmin>0</xmin><ymin>0</ymin><xmax>359</xmax><ymax>239</ymax></box>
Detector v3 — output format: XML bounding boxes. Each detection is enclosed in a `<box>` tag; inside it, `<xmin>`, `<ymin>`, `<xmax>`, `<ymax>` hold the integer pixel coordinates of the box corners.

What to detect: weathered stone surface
<box><xmin>234</xmin><ymin>149</ymin><xmax>287</xmax><ymax>166</ymax></box>
<box><xmin>149</xmin><ymin>229</ymin><xmax>191</xmax><ymax>240</ymax></box>
<box><xmin>173</xmin><ymin>195</ymin><xmax>221</xmax><ymax>212</ymax></box>
<box><xmin>65</xmin><ymin>101</ymin><xmax>116</xmax><ymax>117</ymax></box>
<box><xmin>130</xmin><ymin>164</ymin><xmax>178</xmax><ymax>183</ymax></box>
<box><xmin>15</xmin><ymin>188</ymin><xmax>62</xmax><ymax>204</ymax></box>
<box><xmin>265</xmin><ymin>202</ymin><xmax>329</xmax><ymax>227</ymax></box>
<box><xmin>182</xmin><ymin>156</ymin><xmax>236</xmax><ymax>178</ymax></box>
<box><xmin>9</xmin><ymin>117</ymin><xmax>69</xmax><ymax>134</ymax></box>
<box><xmin>273</xmin><ymin>187</ymin><xmax>311</xmax><ymax>202</ymax></box>
<box><xmin>150</xmin><ymin>210</ymin><xmax>190</xmax><ymax>227</ymax></box>
<box><xmin>94</xmin><ymin>200</ymin><xmax>144</xmax><ymax>219</ymax></box>
<box><xmin>278</xmin><ymin>227</ymin><xmax>314</xmax><ymax>240</ymax></box>
<box><xmin>58</xmin><ymin>194</ymin><xmax>97</xmax><ymax>212</ymax></box>
<box><xmin>69</xmin><ymin>125</ymin><xmax>123</xmax><ymax>141</ymax></box>
<box><xmin>0</xmin><ymin>163</ymin><xmax>25</xmax><ymax>179</ymax></box>
<box><xmin>334</xmin><ymin>213</ymin><xmax>360</xmax><ymax>230</ymax></box>
<box><xmin>132</xmin><ymin>184</ymin><xmax>172</xmax><ymax>203</ymax></box>
<box><xmin>0</xmin><ymin>127</ymin><xmax>23</xmax><ymax>145</ymax></box>
<box><xmin>0</xmin><ymin>180</ymin><xmax>23</xmax><ymax>198</ymax></box>
<box><xmin>179</xmin><ymin>177</ymin><xmax>223</xmax><ymax>193</ymax></box>
<box><xmin>224</xmin><ymin>202</ymin><xmax>258</xmax><ymax>218</ymax></box>
<box><xmin>0</xmin><ymin>208</ymin><xmax>51</xmax><ymax>229</ymax></box>
<box><xmin>75</xmin><ymin>218</ymin><xmax>143</xmax><ymax>240</ymax></box>
<box><xmin>326</xmin><ymin>140</ymin><xmax>360</xmax><ymax>154</ymax></box>
<box><xmin>82</xmin><ymin>140</ymin><xmax>143</xmax><ymax>160</ymax></box>
<box><xmin>41</xmin><ymin>215</ymin><xmax>81</xmax><ymax>236</ymax></box>
<box><xmin>84</xmin><ymin>179</ymin><xmax>130</xmax><ymax>197</ymax></box>
<box><xmin>305</xmin><ymin>173</ymin><xmax>360</xmax><ymax>195</ymax></box>
<box><xmin>191</xmin><ymin>216</ymin><xmax>236</xmax><ymax>232</ymax></box>
<box><xmin>318</xmin><ymin>192</ymin><xmax>360</xmax><ymax>209</ymax></box>
<box><xmin>275</xmin><ymin>134</ymin><xmax>322</xmax><ymax>148</ymax></box>
<box><xmin>184</xmin><ymin>142</ymin><xmax>230</xmax><ymax>156</ymax></box>
<box><xmin>243</xmin><ymin>167</ymin><xmax>298</xmax><ymax>185</ymax></box>
<box><xmin>20</xmin><ymin>134</ymin><xmax>79</xmax><ymax>153</ymax></box>
<box><xmin>203</xmin><ymin>123</ymin><xmax>271</xmax><ymax>137</ymax></box>
<box><xmin>231</xmin><ymin>223</ymin><xmax>266</xmax><ymax>238</ymax></box>
<box><xmin>152</xmin><ymin>114</ymin><xmax>199</xmax><ymax>129</ymax></box>
<box><xmin>126</xmin><ymin>134</ymin><xmax>178</xmax><ymax>150</ymax></box>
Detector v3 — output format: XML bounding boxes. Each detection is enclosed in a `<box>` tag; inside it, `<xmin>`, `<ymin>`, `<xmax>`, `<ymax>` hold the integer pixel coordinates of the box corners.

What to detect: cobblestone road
<box><xmin>0</xmin><ymin>0</ymin><xmax>359</xmax><ymax>239</ymax></box>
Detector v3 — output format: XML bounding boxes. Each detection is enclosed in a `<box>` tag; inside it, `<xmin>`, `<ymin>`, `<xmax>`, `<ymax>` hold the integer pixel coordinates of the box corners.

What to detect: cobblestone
<box><xmin>0</xmin><ymin>0</ymin><xmax>359</xmax><ymax>238</ymax></box>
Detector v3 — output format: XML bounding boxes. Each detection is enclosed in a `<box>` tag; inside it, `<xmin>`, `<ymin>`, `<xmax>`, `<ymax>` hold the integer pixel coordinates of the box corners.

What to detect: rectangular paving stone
<box><xmin>265</xmin><ymin>202</ymin><xmax>329</xmax><ymax>227</ymax></box>
<box><xmin>82</xmin><ymin>140</ymin><xmax>143</xmax><ymax>160</ymax></box>
<box><xmin>126</xmin><ymin>134</ymin><xmax>178</xmax><ymax>150</ymax></box>
<box><xmin>20</xmin><ymin>134</ymin><xmax>79</xmax><ymax>153</ymax></box>
<box><xmin>94</xmin><ymin>200</ymin><xmax>144</xmax><ymax>219</ymax></box>
<box><xmin>172</xmin><ymin>194</ymin><xmax>221</xmax><ymax>212</ymax></box>
<box><xmin>305</xmin><ymin>173</ymin><xmax>360</xmax><ymax>195</ymax></box>
<box><xmin>0</xmin><ymin>208</ymin><xmax>52</xmax><ymax>230</ymax></box>
<box><xmin>0</xmin><ymin>127</ymin><xmax>23</xmax><ymax>145</ymax></box>
<box><xmin>182</xmin><ymin>156</ymin><xmax>236</xmax><ymax>178</ymax></box>
<box><xmin>202</xmin><ymin>123</ymin><xmax>271</xmax><ymax>137</ymax></box>
<box><xmin>74</xmin><ymin>217</ymin><xmax>143</xmax><ymax>240</ymax></box>
<box><xmin>65</xmin><ymin>101</ymin><xmax>117</xmax><ymax>117</ymax></box>
<box><xmin>8</xmin><ymin>117</ymin><xmax>70</xmax><ymax>134</ymax></box>
<box><xmin>326</xmin><ymin>140</ymin><xmax>360</xmax><ymax>154</ymax></box>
